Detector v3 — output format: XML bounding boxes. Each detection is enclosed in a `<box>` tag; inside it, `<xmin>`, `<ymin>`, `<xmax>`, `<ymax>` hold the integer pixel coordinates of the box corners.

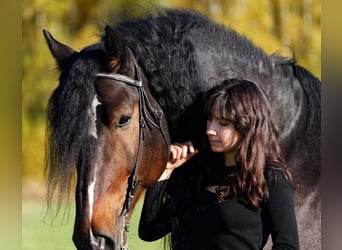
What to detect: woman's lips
<box><xmin>208</xmin><ymin>138</ymin><xmax>220</xmax><ymax>144</ymax></box>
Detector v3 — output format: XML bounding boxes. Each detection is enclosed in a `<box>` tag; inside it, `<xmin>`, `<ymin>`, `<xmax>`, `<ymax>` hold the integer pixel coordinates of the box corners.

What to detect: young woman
<box><xmin>138</xmin><ymin>79</ymin><xmax>299</xmax><ymax>250</ymax></box>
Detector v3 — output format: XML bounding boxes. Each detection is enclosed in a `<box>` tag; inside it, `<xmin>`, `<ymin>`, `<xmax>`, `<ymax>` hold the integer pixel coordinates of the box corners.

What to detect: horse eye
<box><xmin>117</xmin><ymin>115</ymin><xmax>131</xmax><ymax>127</ymax></box>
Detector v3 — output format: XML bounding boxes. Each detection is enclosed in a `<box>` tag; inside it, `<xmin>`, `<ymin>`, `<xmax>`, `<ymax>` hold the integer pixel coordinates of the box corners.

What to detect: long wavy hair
<box><xmin>204</xmin><ymin>78</ymin><xmax>294</xmax><ymax>210</ymax></box>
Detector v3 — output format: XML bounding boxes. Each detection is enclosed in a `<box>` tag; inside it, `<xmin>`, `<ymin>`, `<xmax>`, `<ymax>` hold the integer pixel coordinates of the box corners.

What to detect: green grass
<box><xmin>22</xmin><ymin>198</ymin><xmax>164</xmax><ymax>250</ymax></box>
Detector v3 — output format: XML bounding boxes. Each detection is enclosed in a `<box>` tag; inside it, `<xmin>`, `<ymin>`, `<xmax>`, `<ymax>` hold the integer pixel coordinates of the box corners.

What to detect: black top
<box><xmin>138</xmin><ymin>165</ymin><xmax>299</xmax><ymax>250</ymax></box>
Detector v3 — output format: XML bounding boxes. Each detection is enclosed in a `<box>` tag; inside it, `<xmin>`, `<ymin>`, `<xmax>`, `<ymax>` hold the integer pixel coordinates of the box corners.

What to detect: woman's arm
<box><xmin>139</xmin><ymin>142</ymin><xmax>198</xmax><ymax>241</ymax></box>
<box><xmin>138</xmin><ymin>180</ymin><xmax>171</xmax><ymax>241</ymax></box>
<box><xmin>262</xmin><ymin>168</ymin><xmax>300</xmax><ymax>250</ymax></box>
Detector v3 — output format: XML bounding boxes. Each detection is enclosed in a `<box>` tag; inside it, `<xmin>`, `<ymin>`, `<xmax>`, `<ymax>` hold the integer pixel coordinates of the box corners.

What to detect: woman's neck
<box><xmin>224</xmin><ymin>152</ymin><xmax>237</xmax><ymax>166</ymax></box>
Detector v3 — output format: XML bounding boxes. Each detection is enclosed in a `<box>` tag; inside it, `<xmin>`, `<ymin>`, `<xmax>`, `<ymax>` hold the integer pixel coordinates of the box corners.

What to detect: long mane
<box><xmin>113</xmin><ymin>9</ymin><xmax>275</xmax><ymax>132</ymax></box>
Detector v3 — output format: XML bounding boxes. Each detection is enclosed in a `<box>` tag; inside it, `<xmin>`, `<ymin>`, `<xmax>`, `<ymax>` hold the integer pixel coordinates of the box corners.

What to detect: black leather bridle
<box><xmin>95</xmin><ymin>54</ymin><xmax>169</xmax><ymax>249</ymax></box>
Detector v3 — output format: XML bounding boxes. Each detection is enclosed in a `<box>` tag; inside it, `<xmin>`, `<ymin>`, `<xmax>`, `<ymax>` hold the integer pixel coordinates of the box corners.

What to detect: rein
<box><xmin>95</xmin><ymin>55</ymin><xmax>169</xmax><ymax>250</ymax></box>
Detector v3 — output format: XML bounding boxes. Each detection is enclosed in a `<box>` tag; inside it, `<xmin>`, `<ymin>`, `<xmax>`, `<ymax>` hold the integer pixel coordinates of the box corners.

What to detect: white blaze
<box><xmin>88</xmin><ymin>95</ymin><xmax>101</xmax><ymax>138</ymax></box>
<box><xmin>88</xmin><ymin>163</ymin><xmax>98</xmax><ymax>233</ymax></box>
<box><xmin>87</xmin><ymin>95</ymin><xmax>101</xmax><ymax>245</ymax></box>
<box><xmin>88</xmin><ymin>165</ymin><xmax>107</xmax><ymax>249</ymax></box>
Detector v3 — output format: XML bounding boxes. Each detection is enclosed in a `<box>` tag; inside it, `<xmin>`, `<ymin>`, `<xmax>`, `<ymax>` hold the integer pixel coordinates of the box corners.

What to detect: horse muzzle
<box><xmin>73</xmin><ymin>230</ymin><xmax>116</xmax><ymax>250</ymax></box>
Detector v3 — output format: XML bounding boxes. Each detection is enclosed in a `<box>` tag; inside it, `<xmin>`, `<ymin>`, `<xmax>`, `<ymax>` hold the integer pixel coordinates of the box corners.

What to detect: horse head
<box><xmin>43</xmin><ymin>26</ymin><xmax>170</xmax><ymax>250</ymax></box>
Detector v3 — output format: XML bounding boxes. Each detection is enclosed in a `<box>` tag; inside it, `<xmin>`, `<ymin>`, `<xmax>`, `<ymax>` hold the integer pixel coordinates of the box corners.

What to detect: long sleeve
<box><xmin>138</xmin><ymin>180</ymin><xmax>172</xmax><ymax>241</ymax></box>
<box><xmin>261</xmin><ymin>168</ymin><xmax>300</xmax><ymax>250</ymax></box>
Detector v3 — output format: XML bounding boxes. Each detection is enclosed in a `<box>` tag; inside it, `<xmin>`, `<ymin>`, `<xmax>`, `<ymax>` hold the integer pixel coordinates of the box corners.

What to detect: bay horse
<box><xmin>44</xmin><ymin>9</ymin><xmax>320</xmax><ymax>250</ymax></box>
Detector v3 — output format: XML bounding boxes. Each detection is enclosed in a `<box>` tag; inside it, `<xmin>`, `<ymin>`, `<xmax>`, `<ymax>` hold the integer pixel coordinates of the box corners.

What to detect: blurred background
<box><xmin>22</xmin><ymin>0</ymin><xmax>320</xmax><ymax>249</ymax></box>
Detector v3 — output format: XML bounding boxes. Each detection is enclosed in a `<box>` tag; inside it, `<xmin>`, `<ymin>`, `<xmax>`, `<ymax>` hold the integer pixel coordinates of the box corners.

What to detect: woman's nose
<box><xmin>206</xmin><ymin>121</ymin><xmax>216</xmax><ymax>135</ymax></box>
<box><xmin>206</xmin><ymin>129</ymin><xmax>216</xmax><ymax>136</ymax></box>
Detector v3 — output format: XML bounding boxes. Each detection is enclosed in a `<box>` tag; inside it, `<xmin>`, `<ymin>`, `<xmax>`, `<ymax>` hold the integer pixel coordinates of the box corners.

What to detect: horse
<box><xmin>43</xmin><ymin>9</ymin><xmax>320</xmax><ymax>250</ymax></box>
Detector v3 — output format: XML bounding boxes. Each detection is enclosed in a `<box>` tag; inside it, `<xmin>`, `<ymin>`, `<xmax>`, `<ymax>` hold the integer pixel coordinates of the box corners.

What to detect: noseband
<box><xmin>96</xmin><ymin>54</ymin><xmax>169</xmax><ymax>249</ymax></box>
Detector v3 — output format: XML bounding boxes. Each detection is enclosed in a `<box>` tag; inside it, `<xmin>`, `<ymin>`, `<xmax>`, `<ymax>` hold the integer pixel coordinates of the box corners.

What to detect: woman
<box><xmin>139</xmin><ymin>79</ymin><xmax>299</xmax><ymax>249</ymax></box>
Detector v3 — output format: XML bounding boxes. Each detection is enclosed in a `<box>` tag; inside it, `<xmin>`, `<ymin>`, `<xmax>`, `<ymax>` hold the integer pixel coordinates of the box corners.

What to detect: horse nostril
<box><xmin>97</xmin><ymin>237</ymin><xmax>105</xmax><ymax>249</ymax></box>
<box><xmin>93</xmin><ymin>233</ymin><xmax>115</xmax><ymax>250</ymax></box>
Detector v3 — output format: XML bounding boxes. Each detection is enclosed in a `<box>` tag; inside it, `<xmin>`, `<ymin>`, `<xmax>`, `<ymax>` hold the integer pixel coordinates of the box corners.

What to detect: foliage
<box><xmin>22</xmin><ymin>0</ymin><xmax>320</xmax><ymax>181</ymax></box>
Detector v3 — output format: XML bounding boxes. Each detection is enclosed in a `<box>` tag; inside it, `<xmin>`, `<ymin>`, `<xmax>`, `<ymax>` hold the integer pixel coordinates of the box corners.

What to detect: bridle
<box><xmin>95</xmin><ymin>53</ymin><xmax>170</xmax><ymax>250</ymax></box>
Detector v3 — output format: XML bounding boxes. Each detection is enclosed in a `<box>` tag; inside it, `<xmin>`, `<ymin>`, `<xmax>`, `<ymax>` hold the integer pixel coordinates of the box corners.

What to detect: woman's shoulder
<box><xmin>264</xmin><ymin>161</ymin><xmax>286</xmax><ymax>175</ymax></box>
<box><xmin>264</xmin><ymin>163</ymin><xmax>291</xmax><ymax>191</ymax></box>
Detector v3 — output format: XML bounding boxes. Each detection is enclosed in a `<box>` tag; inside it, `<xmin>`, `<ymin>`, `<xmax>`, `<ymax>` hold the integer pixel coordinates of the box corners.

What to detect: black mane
<box><xmin>113</xmin><ymin>9</ymin><xmax>277</xmax><ymax>133</ymax></box>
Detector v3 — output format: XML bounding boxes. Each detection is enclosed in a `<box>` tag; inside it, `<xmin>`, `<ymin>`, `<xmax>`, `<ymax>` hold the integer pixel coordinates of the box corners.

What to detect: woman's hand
<box><xmin>167</xmin><ymin>142</ymin><xmax>198</xmax><ymax>169</ymax></box>
<box><xmin>158</xmin><ymin>141</ymin><xmax>198</xmax><ymax>181</ymax></box>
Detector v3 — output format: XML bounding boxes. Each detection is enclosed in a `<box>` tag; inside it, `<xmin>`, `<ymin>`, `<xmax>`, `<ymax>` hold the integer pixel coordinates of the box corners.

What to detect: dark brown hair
<box><xmin>205</xmin><ymin>78</ymin><xmax>293</xmax><ymax>210</ymax></box>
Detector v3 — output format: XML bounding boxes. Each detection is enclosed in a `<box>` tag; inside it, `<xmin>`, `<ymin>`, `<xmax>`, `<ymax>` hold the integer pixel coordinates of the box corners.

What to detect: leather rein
<box><xmin>95</xmin><ymin>56</ymin><xmax>169</xmax><ymax>250</ymax></box>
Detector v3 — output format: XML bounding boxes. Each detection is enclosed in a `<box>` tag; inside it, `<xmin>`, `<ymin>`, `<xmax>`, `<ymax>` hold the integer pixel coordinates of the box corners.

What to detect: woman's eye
<box><xmin>117</xmin><ymin>115</ymin><xmax>131</xmax><ymax>127</ymax></box>
<box><xmin>218</xmin><ymin>119</ymin><xmax>230</xmax><ymax>126</ymax></box>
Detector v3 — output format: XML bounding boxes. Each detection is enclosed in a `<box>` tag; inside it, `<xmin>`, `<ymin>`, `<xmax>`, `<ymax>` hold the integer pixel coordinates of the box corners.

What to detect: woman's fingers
<box><xmin>167</xmin><ymin>141</ymin><xmax>198</xmax><ymax>169</ymax></box>
<box><xmin>178</xmin><ymin>141</ymin><xmax>197</xmax><ymax>159</ymax></box>
<box><xmin>162</xmin><ymin>142</ymin><xmax>199</xmax><ymax>180</ymax></box>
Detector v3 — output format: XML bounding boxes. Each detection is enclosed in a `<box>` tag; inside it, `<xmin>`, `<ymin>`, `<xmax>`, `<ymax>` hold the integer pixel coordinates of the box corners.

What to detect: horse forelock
<box><xmin>46</xmin><ymin>49</ymin><xmax>107</xmax><ymax>209</ymax></box>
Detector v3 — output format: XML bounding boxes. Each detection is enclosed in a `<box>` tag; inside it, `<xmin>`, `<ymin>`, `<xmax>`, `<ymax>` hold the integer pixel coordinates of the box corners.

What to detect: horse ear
<box><xmin>104</xmin><ymin>25</ymin><xmax>125</xmax><ymax>58</ymax></box>
<box><xmin>43</xmin><ymin>30</ymin><xmax>76</xmax><ymax>68</ymax></box>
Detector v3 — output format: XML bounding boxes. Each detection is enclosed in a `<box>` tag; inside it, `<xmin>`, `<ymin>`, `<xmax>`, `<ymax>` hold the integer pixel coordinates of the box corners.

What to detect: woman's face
<box><xmin>206</xmin><ymin>114</ymin><xmax>241</xmax><ymax>156</ymax></box>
